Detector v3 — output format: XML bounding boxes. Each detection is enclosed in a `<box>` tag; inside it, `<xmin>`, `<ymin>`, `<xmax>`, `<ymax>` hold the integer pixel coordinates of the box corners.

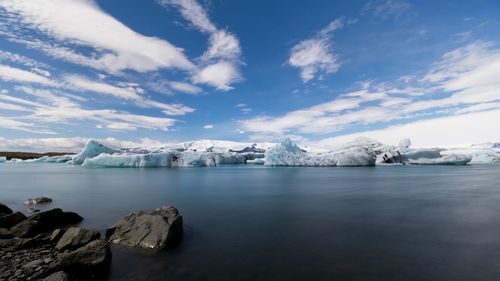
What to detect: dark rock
<box><xmin>26</xmin><ymin>208</ymin><xmax>40</xmax><ymax>213</ymax></box>
<box><xmin>18</xmin><ymin>233</ymin><xmax>51</xmax><ymax>249</ymax></box>
<box><xmin>22</xmin><ymin>259</ymin><xmax>44</xmax><ymax>275</ymax></box>
<box><xmin>24</xmin><ymin>197</ymin><xmax>53</xmax><ymax>205</ymax></box>
<box><xmin>49</xmin><ymin>239</ymin><xmax>111</xmax><ymax>278</ymax></box>
<box><xmin>50</xmin><ymin>229</ymin><xmax>65</xmax><ymax>243</ymax></box>
<box><xmin>106</xmin><ymin>206</ymin><xmax>183</xmax><ymax>249</ymax></box>
<box><xmin>0</xmin><ymin>228</ymin><xmax>12</xmax><ymax>239</ymax></box>
<box><xmin>0</xmin><ymin>211</ymin><xmax>26</xmax><ymax>228</ymax></box>
<box><xmin>0</xmin><ymin>203</ymin><xmax>13</xmax><ymax>215</ymax></box>
<box><xmin>55</xmin><ymin>227</ymin><xmax>100</xmax><ymax>251</ymax></box>
<box><xmin>43</xmin><ymin>271</ymin><xmax>68</xmax><ymax>281</ymax></box>
<box><xmin>10</xmin><ymin>209</ymin><xmax>83</xmax><ymax>238</ymax></box>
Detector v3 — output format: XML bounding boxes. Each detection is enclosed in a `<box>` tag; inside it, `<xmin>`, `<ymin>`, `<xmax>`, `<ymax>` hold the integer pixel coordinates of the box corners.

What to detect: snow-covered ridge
<box><xmin>2</xmin><ymin>137</ymin><xmax>499</xmax><ymax>167</ymax></box>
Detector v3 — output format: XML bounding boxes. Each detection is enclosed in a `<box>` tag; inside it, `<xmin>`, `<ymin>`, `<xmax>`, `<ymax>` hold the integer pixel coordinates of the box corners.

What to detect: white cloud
<box><xmin>362</xmin><ymin>0</ymin><xmax>412</xmax><ymax>20</ymax></box>
<box><xmin>63</xmin><ymin>75</ymin><xmax>196</xmax><ymax>115</ymax></box>
<box><xmin>0</xmin><ymin>0</ymin><xmax>194</xmax><ymax>74</ymax></box>
<box><xmin>203</xmin><ymin>124</ymin><xmax>213</xmax><ymax>129</ymax></box>
<box><xmin>143</xmin><ymin>101</ymin><xmax>195</xmax><ymax>116</ymax></box>
<box><xmin>168</xmin><ymin>81</ymin><xmax>202</xmax><ymax>94</ymax></box>
<box><xmin>0</xmin><ymin>50</ymin><xmax>49</xmax><ymax>69</ymax></box>
<box><xmin>289</xmin><ymin>18</ymin><xmax>343</xmax><ymax>82</ymax></box>
<box><xmin>0</xmin><ymin>88</ymin><xmax>180</xmax><ymax>133</ymax></box>
<box><xmin>158</xmin><ymin>0</ymin><xmax>216</xmax><ymax>33</ymax></box>
<box><xmin>64</xmin><ymin>74</ymin><xmax>142</xmax><ymax>101</ymax></box>
<box><xmin>0</xmin><ymin>116</ymin><xmax>55</xmax><ymax>134</ymax></box>
<box><xmin>0</xmin><ymin>64</ymin><xmax>55</xmax><ymax>85</ymax></box>
<box><xmin>0</xmin><ymin>101</ymin><xmax>31</xmax><ymax>111</ymax></box>
<box><xmin>312</xmin><ymin>109</ymin><xmax>500</xmax><ymax>149</ymax></box>
<box><xmin>158</xmin><ymin>0</ymin><xmax>243</xmax><ymax>90</ymax></box>
<box><xmin>193</xmin><ymin>61</ymin><xmax>241</xmax><ymax>91</ymax></box>
<box><xmin>241</xmin><ymin>41</ymin><xmax>500</xmax><ymax>142</ymax></box>
<box><xmin>0</xmin><ymin>136</ymin><xmax>173</xmax><ymax>152</ymax></box>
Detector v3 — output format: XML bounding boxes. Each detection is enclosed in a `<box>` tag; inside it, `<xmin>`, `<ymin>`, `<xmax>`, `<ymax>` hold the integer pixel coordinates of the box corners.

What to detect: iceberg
<box><xmin>466</xmin><ymin>150</ymin><xmax>500</xmax><ymax>164</ymax></box>
<box><xmin>370</xmin><ymin>138</ymin><xmax>473</xmax><ymax>165</ymax></box>
<box><xmin>0</xmin><ymin>156</ymin><xmax>6</xmax><ymax>163</ymax></box>
<box><xmin>264</xmin><ymin>138</ymin><xmax>377</xmax><ymax>167</ymax></box>
<box><xmin>81</xmin><ymin>149</ymin><xmax>253</xmax><ymax>168</ymax></box>
<box><xmin>264</xmin><ymin>138</ymin><xmax>472</xmax><ymax>167</ymax></box>
<box><xmin>8</xmin><ymin>138</ymin><xmax>489</xmax><ymax>168</ymax></box>
<box><xmin>7</xmin><ymin>156</ymin><xmax>49</xmax><ymax>163</ymax></box>
<box><xmin>69</xmin><ymin>140</ymin><xmax>119</xmax><ymax>165</ymax></box>
<box><xmin>45</xmin><ymin>155</ymin><xmax>74</xmax><ymax>163</ymax></box>
<box><xmin>406</xmin><ymin>153</ymin><xmax>472</xmax><ymax>165</ymax></box>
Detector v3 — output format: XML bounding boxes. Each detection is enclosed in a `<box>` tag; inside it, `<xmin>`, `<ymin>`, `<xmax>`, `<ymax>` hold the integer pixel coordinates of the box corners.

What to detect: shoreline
<box><xmin>0</xmin><ymin>152</ymin><xmax>75</xmax><ymax>161</ymax></box>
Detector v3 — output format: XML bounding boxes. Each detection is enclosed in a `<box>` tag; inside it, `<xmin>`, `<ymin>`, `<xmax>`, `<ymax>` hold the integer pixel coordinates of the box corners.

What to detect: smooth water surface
<box><xmin>1</xmin><ymin>163</ymin><xmax>500</xmax><ymax>281</ymax></box>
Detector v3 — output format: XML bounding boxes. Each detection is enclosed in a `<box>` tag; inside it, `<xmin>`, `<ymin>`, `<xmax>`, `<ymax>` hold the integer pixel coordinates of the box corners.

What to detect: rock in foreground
<box><xmin>0</xmin><ymin>202</ymin><xmax>13</xmax><ymax>215</ymax></box>
<box><xmin>106</xmin><ymin>206</ymin><xmax>183</xmax><ymax>249</ymax></box>
<box><xmin>0</xmin><ymin>211</ymin><xmax>27</xmax><ymax>228</ymax></box>
<box><xmin>55</xmin><ymin>227</ymin><xmax>100</xmax><ymax>251</ymax></box>
<box><xmin>49</xmin><ymin>239</ymin><xmax>112</xmax><ymax>279</ymax></box>
<box><xmin>10</xmin><ymin>208</ymin><xmax>83</xmax><ymax>237</ymax></box>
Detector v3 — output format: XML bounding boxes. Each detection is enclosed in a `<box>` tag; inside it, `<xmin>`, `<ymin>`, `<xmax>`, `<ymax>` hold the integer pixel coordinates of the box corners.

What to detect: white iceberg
<box><xmin>470</xmin><ymin>151</ymin><xmax>500</xmax><ymax>164</ymax></box>
<box><xmin>69</xmin><ymin>140</ymin><xmax>119</xmax><ymax>165</ymax></box>
<box><xmin>81</xmin><ymin>149</ymin><xmax>253</xmax><ymax>168</ymax></box>
<box><xmin>0</xmin><ymin>156</ymin><xmax>6</xmax><ymax>163</ymax></box>
<box><xmin>264</xmin><ymin>138</ymin><xmax>378</xmax><ymax>167</ymax></box>
<box><xmin>406</xmin><ymin>153</ymin><xmax>472</xmax><ymax>165</ymax></box>
<box><xmin>45</xmin><ymin>155</ymin><xmax>74</xmax><ymax>163</ymax></box>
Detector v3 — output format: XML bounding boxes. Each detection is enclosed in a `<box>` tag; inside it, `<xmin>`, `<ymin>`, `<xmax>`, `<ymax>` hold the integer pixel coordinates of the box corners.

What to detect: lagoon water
<box><xmin>2</xmin><ymin>163</ymin><xmax>500</xmax><ymax>281</ymax></box>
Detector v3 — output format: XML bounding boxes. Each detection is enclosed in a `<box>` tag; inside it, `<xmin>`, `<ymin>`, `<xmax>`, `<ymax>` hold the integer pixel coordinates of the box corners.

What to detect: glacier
<box><xmin>3</xmin><ymin>136</ymin><xmax>499</xmax><ymax>167</ymax></box>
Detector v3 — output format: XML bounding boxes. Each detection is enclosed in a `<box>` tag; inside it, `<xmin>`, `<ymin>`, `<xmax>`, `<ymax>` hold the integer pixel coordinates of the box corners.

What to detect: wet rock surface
<box><xmin>106</xmin><ymin>206</ymin><xmax>183</xmax><ymax>250</ymax></box>
<box><xmin>0</xmin><ymin>211</ymin><xmax>26</xmax><ymax>229</ymax></box>
<box><xmin>49</xmin><ymin>239</ymin><xmax>112</xmax><ymax>279</ymax></box>
<box><xmin>1</xmin><ymin>202</ymin><xmax>183</xmax><ymax>280</ymax></box>
<box><xmin>0</xmin><ymin>202</ymin><xmax>111</xmax><ymax>281</ymax></box>
<box><xmin>43</xmin><ymin>271</ymin><xmax>69</xmax><ymax>281</ymax></box>
<box><xmin>0</xmin><ymin>203</ymin><xmax>12</xmax><ymax>215</ymax></box>
<box><xmin>25</xmin><ymin>197</ymin><xmax>53</xmax><ymax>205</ymax></box>
<box><xmin>10</xmin><ymin>208</ymin><xmax>83</xmax><ymax>238</ymax></box>
<box><xmin>55</xmin><ymin>227</ymin><xmax>100</xmax><ymax>251</ymax></box>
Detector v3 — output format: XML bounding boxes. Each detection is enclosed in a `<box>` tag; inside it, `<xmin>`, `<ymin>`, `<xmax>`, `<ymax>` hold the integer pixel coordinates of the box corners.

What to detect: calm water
<box><xmin>2</xmin><ymin>163</ymin><xmax>500</xmax><ymax>281</ymax></box>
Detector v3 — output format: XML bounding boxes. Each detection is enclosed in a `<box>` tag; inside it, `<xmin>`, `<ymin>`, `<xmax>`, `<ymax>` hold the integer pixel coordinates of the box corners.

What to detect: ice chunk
<box><xmin>247</xmin><ymin>158</ymin><xmax>265</xmax><ymax>164</ymax></box>
<box><xmin>46</xmin><ymin>155</ymin><xmax>73</xmax><ymax>163</ymax></box>
<box><xmin>215</xmin><ymin>153</ymin><xmax>248</xmax><ymax>165</ymax></box>
<box><xmin>264</xmin><ymin>138</ymin><xmax>377</xmax><ymax>166</ymax></box>
<box><xmin>0</xmin><ymin>156</ymin><xmax>6</xmax><ymax>163</ymax></box>
<box><xmin>469</xmin><ymin>151</ymin><xmax>500</xmax><ymax>164</ymax></box>
<box><xmin>69</xmin><ymin>140</ymin><xmax>119</xmax><ymax>165</ymax></box>
<box><xmin>7</xmin><ymin>156</ymin><xmax>49</xmax><ymax>163</ymax></box>
<box><xmin>82</xmin><ymin>152</ymin><xmax>181</xmax><ymax>168</ymax></box>
<box><xmin>407</xmin><ymin>154</ymin><xmax>472</xmax><ymax>165</ymax></box>
<box><xmin>399</xmin><ymin>138</ymin><xmax>411</xmax><ymax>152</ymax></box>
<box><xmin>23</xmin><ymin>156</ymin><xmax>49</xmax><ymax>163</ymax></box>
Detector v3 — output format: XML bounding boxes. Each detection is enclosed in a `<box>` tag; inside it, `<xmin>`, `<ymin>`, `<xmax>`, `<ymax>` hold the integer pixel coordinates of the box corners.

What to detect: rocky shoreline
<box><xmin>0</xmin><ymin>201</ymin><xmax>183</xmax><ymax>281</ymax></box>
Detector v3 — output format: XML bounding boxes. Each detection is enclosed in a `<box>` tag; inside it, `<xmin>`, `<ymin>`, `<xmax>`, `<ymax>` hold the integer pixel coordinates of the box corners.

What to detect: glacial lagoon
<box><xmin>2</xmin><ymin>163</ymin><xmax>500</xmax><ymax>281</ymax></box>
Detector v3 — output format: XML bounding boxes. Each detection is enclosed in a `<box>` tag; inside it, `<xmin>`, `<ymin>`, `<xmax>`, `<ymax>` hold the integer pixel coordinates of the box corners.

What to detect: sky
<box><xmin>0</xmin><ymin>0</ymin><xmax>500</xmax><ymax>151</ymax></box>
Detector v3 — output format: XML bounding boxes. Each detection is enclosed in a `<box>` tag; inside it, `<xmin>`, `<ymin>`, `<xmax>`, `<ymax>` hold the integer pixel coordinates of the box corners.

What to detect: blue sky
<box><xmin>0</xmin><ymin>0</ymin><xmax>500</xmax><ymax>151</ymax></box>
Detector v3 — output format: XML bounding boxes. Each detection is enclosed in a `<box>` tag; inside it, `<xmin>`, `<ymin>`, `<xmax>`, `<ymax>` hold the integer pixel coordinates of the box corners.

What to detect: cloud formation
<box><xmin>0</xmin><ymin>0</ymin><xmax>194</xmax><ymax>74</ymax></box>
<box><xmin>289</xmin><ymin>18</ymin><xmax>343</xmax><ymax>82</ymax></box>
<box><xmin>158</xmin><ymin>0</ymin><xmax>243</xmax><ymax>90</ymax></box>
<box><xmin>242</xmin><ymin>41</ymin><xmax>500</xmax><ymax>143</ymax></box>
